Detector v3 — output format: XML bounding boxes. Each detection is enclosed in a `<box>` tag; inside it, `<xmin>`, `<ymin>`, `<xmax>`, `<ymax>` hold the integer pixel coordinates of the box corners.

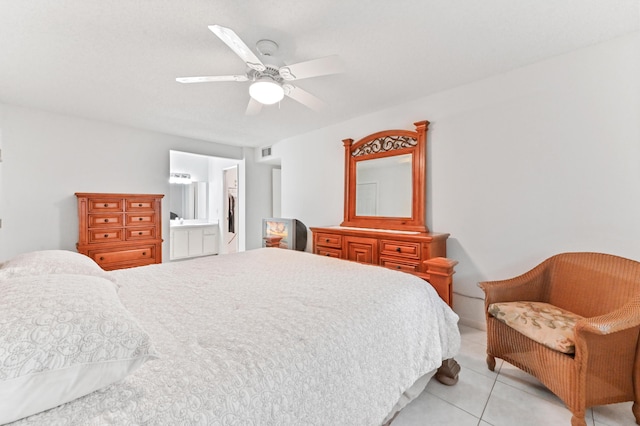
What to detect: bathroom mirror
<box><xmin>169</xmin><ymin>181</ymin><xmax>208</xmax><ymax>220</ymax></box>
<box><xmin>341</xmin><ymin>120</ymin><xmax>429</xmax><ymax>232</ymax></box>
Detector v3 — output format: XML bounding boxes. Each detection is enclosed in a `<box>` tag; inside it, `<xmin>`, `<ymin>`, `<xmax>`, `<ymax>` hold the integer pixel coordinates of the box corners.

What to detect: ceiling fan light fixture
<box><xmin>249</xmin><ymin>78</ymin><xmax>284</xmax><ymax>105</ymax></box>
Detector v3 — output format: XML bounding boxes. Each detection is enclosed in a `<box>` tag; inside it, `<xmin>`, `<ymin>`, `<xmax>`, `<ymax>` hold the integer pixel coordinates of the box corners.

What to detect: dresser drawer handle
<box><xmin>103</xmin><ymin>203</ymin><xmax>108</xmax><ymax>207</ymax></box>
<box><xmin>138</xmin><ymin>231</ymin><xmax>143</xmax><ymax>235</ymax></box>
<box><xmin>396</xmin><ymin>247</ymin><xmax>401</xmax><ymax>253</ymax></box>
<box><xmin>104</xmin><ymin>234</ymin><xmax>109</xmax><ymax>238</ymax></box>
<box><xmin>142</xmin><ymin>252</ymin><xmax>146</xmax><ymax>256</ymax></box>
<box><xmin>396</xmin><ymin>265</ymin><xmax>401</xmax><ymax>269</ymax></box>
<box><xmin>99</xmin><ymin>256</ymin><xmax>104</xmax><ymax>261</ymax></box>
<box><xmin>104</xmin><ymin>219</ymin><xmax>109</xmax><ymax>223</ymax></box>
<box><xmin>138</xmin><ymin>203</ymin><xmax>143</xmax><ymax>207</ymax></box>
<box><xmin>138</xmin><ymin>217</ymin><xmax>143</xmax><ymax>221</ymax></box>
<box><xmin>325</xmin><ymin>238</ymin><xmax>330</xmax><ymax>243</ymax></box>
<box><xmin>325</xmin><ymin>253</ymin><xmax>330</xmax><ymax>256</ymax></box>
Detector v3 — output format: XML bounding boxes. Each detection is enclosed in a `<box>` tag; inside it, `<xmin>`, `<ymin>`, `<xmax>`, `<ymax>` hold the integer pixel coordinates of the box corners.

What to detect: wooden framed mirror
<box><xmin>340</xmin><ymin>120</ymin><xmax>429</xmax><ymax>232</ymax></box>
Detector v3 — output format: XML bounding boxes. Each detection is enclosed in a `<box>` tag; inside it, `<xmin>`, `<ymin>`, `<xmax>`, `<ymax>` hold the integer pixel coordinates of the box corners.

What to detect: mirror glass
<box><xmin>355</xmin><ymin>154</ymin><xmax>412</xmax><ymax>217</ymax></box>
<box><xmin>169</xmin><ymin>182</ymin><xmax>208</xmax><ymax>220</ymax></box>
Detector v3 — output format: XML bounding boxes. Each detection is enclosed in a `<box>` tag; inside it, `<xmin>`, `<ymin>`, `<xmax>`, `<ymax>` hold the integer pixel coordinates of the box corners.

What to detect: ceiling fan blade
<box><xmin>279</xmin><ymin>55</ymin><xmax>344</xmax><ymax>81</ymax></box>
<box><xmin>284</xmin><ymin>85</ymin><xmax>326</xmax><ymax>111</ymax></box>
<box><xmin>176</xmin><ymin>75</ymin><xmax>248</xmax><ymax>83</ymax></box>
<box><xmin>245</xmin><ymin>97</ymin><xmax>263</xmax><ymax>115</ymax></box>
<box><xmin>208</xmin><ymin>25</ymin><xmax>266</xmax><ymax>72</ymax></box>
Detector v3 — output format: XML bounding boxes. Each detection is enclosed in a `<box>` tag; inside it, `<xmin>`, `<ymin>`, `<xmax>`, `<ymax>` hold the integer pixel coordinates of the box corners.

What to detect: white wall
<box><xmin>170</xmin><ymin>150</ymin><xmax>210</xmax><ymax>182</ymax></box>
<box><xmin>244</xmin><ymin>147</ymin><xmax>275</xmax><ymax>250</ymax></box>
<box><xmin>270</xmin><ymin>32</ymin><xmax>640</xmax><ymax>328</ymax></box>
<box><xmin>272</xmin><ymin>168</ymin><xmax>282</xmax><ymax>218</ymax></box>
<box><xmin>0</xmin><ymin>104</ymin><xmax>253</xmax><ymax>261</ymax></box>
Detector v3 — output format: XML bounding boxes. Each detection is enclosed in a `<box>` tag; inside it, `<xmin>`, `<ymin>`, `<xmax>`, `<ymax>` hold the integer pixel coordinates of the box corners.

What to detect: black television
<box><xmin>262</xmin><ymin>218</ymin><xmax>307</xmax><ymax>251</ymax></box>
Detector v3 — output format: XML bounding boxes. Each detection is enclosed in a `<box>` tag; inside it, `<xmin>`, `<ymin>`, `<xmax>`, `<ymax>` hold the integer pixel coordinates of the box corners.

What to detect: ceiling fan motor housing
<box><xmin>248</xmin><ymin>66</ymin><xmax>283</xmax><ymax>83</ymax></box>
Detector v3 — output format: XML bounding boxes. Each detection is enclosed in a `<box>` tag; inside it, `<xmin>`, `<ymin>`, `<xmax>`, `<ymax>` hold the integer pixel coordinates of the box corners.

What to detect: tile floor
<box><xmin>393</xmin><ymin>325</ymin><xmax>637</xmax><ymax>426</ymax></box>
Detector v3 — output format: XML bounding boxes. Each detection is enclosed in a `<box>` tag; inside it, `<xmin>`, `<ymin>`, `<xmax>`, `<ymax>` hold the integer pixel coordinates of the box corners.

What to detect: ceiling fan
<box><xmin>176</xmin><ymin>25</ymin><xmax>345</xmax><ymax>115</ymax></box>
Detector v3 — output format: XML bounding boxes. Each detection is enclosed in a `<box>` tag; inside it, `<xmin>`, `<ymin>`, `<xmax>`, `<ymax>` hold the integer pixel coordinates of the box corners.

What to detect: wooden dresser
<box><xmin>308</xmin><ymin>120</ymin><xmax>458</xmax><ymax>308</ymax></box>
<box><xmin>311</xmin><ymin>226</ymin><xmax>454</xmax><ymax>305</ymax></box>
<box><xmin>76</xmin><ymin>193</ymin><xmax>164</xmax><ymax>270</ymax></box>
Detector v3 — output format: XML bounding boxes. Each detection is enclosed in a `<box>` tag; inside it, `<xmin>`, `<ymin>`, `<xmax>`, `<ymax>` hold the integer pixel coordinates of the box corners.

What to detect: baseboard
<box><xmin>451</xmin><ymin>292</ymin><xmax>486</xmax><ymax>331</ymax></box>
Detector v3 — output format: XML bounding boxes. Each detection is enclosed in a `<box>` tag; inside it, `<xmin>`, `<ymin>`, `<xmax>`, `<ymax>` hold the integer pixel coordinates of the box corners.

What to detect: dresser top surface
<box><xmin>310</xmin><ymin>225</ymin><xmax>449</xmax><ymax>239</ymax></box>
<box><xmin>75</xmin><ymin>192</ymin><xmax>165</xmax><ymax>198</ymax></box>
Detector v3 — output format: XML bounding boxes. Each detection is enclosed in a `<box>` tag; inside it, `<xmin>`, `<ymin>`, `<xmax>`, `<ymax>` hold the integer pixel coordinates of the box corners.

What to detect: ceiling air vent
<box><xmin>261</xmin><ymin>147</ymin><xmax>272</xmax><ymax>158</ymax></box>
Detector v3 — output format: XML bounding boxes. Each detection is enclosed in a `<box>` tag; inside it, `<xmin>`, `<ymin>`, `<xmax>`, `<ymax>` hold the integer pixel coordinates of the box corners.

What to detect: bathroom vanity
<box><xmin>169</xmin><ymin>221</ymin><xmax>219</xmax><ymax>260</ymax></box>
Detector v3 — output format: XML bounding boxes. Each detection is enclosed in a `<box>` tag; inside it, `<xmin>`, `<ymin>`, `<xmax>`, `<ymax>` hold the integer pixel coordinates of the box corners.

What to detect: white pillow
<box><xmin>0</xmin><ymin>249</ymin><xmax>116</xmax><ymax>283</ymax></box>
<box><xmin>0</xmin><ymin>274</ymin><xmax>158</xmax><ymax>424</ymax></box>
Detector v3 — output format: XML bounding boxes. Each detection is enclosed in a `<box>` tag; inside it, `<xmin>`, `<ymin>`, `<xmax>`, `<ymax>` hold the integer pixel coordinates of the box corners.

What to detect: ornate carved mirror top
<box><xmin>341</xmin><ymin>120</ymin><xmax>429</xmax><ymax>232</ymax></box>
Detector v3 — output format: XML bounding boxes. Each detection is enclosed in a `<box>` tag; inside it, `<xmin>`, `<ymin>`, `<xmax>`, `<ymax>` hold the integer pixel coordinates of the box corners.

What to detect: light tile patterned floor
<box><xmin>393</xmin><ymin>325</ymin><xmax>637</xmax><ymax>426</ymax></box>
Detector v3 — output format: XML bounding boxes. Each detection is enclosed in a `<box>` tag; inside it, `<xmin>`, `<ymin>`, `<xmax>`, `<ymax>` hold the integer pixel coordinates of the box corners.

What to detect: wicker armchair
<box><xmin>479</xmin><ymin>252</ymin><xmax>640</xmax><ymax>426</ymax></box>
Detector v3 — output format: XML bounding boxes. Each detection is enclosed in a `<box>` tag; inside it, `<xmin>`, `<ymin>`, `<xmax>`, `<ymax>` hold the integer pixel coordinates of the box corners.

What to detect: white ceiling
<box><xmin>1</xmin><ymin>1</ymin><xmax>638</xmax><ymax>148</ymax></box>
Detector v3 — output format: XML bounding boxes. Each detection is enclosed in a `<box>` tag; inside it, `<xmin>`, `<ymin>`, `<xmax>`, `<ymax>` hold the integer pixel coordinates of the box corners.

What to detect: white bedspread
<box><xmin>14</xmin><ymin>248</ymin><xmax>460</xmax><ymax>425</ymax></box>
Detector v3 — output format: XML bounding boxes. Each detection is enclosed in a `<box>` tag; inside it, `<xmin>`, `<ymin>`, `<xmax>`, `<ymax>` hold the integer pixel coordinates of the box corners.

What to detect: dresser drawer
<box><xmin>126</xmin><ymin>199</ymin><xmax>155</xmax><ymax>211</ymax></box>
<box><xmin>345</xmin><ymin>236</ymin><xmax>378</xmax><ymax>264</ymax></box>
<box><xmin>380</xmin><ymin>257</ymin><xmax>420</xmax><ymax>273</ymax></box>
<box><xmin>315</xmin><ymin>247</ymin><xmax>342</xmax><ymax>258</ymax></box>
<box><xmin>89</xmin><ymin>213</ymin><xmax>124</xmax><ymax>228</ymax></box>
<box><xmin>88</xmin><ymin>229</ymin><xmax>124</xmax><ymax>244</ymax></box>
<box><xmin>125</xmin><ymin>213</ymin><xmax>156</xmax><ymax>226</ymax></box>
<box><xmin>125</xmin><ymin>227</ymin><xmax>156</xmax><ymax>240</ymax></box>
<box><xmin>89</xmin><ymin>245</ymin><xmax>157</xmax><ymax>270</ymax></box>
<box><xmin>380</xmin><ymin>240</ymin><xmax>421</xmax><ymax>260</ymax></box>
<box><xmin>88</xmin><ymin>198</ymin><xmax>124</xmax><ymax>213</ymax></box>
<box><xmin>314</xmin><ymin>232</ymin><xmax>342</xmax><ymax>248</ymax></box>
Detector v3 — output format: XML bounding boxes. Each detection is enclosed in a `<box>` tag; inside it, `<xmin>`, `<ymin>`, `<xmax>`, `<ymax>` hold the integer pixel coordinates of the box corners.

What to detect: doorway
<box><xmin>222</xmin><ymin>166</ymin><xmax>239</xmax><ymax>254</ymax></box>
<box><xmin>169</xmin><ymin>150</ymin><xmax>243</xmax><ymax>258</ymax></box>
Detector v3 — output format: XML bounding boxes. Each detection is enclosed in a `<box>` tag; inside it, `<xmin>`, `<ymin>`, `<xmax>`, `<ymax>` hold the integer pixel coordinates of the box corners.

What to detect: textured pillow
<box><xmin>0</xmin><ymin>249</ymin><xmax>116</xmax><ymax>283</ymax></box>
<box><xmin>0</xmin><ymin>274</ymin><xmax>158</xmax><ymax>424</ymax></box>
<box><xmin>488</xmin><ymin>301</ymin><xmax>583</xmax><ymax>354</ymax></box>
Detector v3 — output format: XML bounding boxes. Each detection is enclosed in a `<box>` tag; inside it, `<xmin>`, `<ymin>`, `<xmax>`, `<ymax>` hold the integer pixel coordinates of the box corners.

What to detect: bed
<box><xmin>0</xmin><ymin>248</ymin><xmax>460</xmax><ymax>425</ymax></box>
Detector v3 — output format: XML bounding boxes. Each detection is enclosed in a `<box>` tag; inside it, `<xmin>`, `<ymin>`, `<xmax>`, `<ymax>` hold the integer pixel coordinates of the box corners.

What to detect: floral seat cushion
<box><xmin>488</xmin><ymin>301</ymin><xmax>583</xmax><ymax>354</ymax></box>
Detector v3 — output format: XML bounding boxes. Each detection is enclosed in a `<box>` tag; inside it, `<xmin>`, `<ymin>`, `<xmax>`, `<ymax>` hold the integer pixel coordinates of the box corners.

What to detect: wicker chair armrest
<box><xmin>575</xmin><ymin>297</ymin><xmax>640</xmax><ymax>336</ymax></box>
<box><xmin>478</xmin><ymin>261</ymin><xmax>549</xmax><ymax>305</ymax></box>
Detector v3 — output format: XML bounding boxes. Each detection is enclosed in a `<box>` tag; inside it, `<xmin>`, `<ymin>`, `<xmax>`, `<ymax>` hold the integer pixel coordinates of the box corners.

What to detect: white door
<box><xmin>222</xmin><ymin>166</ymin><xmax>239</xmax><ymax>254</ymax></box>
